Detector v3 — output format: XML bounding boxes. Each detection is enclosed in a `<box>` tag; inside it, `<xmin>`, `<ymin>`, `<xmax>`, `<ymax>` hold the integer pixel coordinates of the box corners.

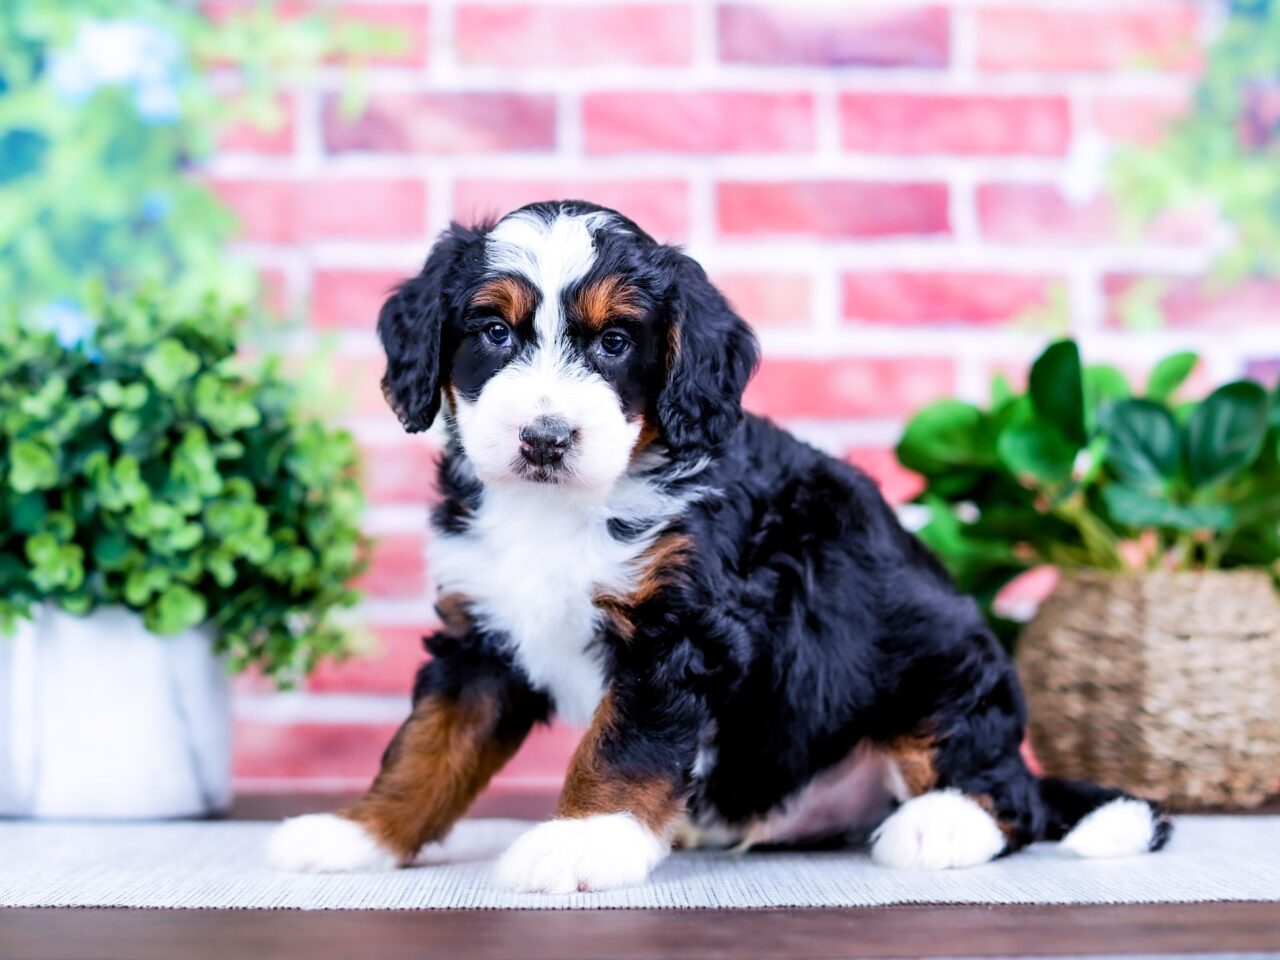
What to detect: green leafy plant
<box><xmin>0</xmin><ymin>0</ymin><xmax>399</xmax><ymax>315</ymax></box>
<box><xmin>0</xmin><ymin>292</ymin><xmax>368</xmax><ymax>685</ymax></box>
<box><xmin>1111</xmin><ymin>0</ymin><xmax>1280</xmax><ymax>326</ymax></box>
<box><xmin>898</xmin><ymin>340</ymin><xmax>1280</xmax><ymax>648</ymax></box>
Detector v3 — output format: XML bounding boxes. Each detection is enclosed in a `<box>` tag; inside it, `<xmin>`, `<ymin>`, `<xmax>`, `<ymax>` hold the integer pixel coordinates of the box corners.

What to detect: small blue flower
<box><xmin>39</xmin><ymin>301</ymin><xmax>101</xmax><ymax>360</ymax></box>
<box><xmin>47</xmin><ymin>20</ymin><xmax>182</xmax><ymax>124</ymax></box>
<box><xmin>141</xmin><ymin>191</ymin><xmax>171</xmax><ymax>224</ymax></box>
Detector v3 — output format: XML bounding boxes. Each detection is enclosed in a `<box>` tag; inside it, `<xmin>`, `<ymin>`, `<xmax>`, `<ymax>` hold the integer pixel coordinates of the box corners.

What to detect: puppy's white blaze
<box><xmin>452</xmin><ymin>348</ymin><xmax>638</xmax><ymax>495</ymax></box>
<box><xmin>870</xmin><ymin>790</ymin><xmax>1006</xmax><ymax>870</ymax></box>
<box><xmin>494</xmin><ymin>814</ymin><xmax>667</xmax><ymax>894</ymax></box>
<box><xmin>486</xmin><ymin>208</ymin><xmax>616</xmax><ymax>291</ymax></box>
<box><xmin>1060</xmin><ymin>798</ymin><xmax>1159</xmax><ymax>859</ymax></box>
<box><xmin>266</xmin><ymin>814</ymin><xmax>400</xmax><ymax>873</ymax></box>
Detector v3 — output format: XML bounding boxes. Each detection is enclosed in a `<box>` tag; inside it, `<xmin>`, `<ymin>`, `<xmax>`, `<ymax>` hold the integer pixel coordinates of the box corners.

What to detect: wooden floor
<box><xmin>3</xmin><ymin>792</ymin><xmax>1278</xmax><ymax>960</ymax></box>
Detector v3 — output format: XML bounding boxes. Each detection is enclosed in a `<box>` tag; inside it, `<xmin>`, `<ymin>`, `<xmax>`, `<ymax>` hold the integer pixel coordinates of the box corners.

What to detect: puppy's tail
<box><xmin>1037</xmin><ymin>776</ymin><xmax>1172</xmax><ymax>857</ymax></box>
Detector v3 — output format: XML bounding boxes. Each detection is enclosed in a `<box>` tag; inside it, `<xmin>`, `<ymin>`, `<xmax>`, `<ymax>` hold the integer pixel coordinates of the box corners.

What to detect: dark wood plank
<box><xmin>2</xmin><ymin>902</ymin><xmax>1278</xmax><ymax>960</ymax></box>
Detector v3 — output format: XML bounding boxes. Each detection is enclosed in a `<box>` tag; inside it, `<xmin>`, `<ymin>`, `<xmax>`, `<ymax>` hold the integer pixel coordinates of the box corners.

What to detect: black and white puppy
<box><xmin>268</xmin><ymin>201</ymin><xmax>1170</xmax><ymax>892</ymax></box>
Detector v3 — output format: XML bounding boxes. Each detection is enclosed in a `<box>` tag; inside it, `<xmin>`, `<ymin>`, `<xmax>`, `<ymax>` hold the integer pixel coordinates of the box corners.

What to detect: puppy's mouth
<box><xmin>515</xmin><ymin>461</ymin><xmax>569</xmax><ymax>484</ymax></box>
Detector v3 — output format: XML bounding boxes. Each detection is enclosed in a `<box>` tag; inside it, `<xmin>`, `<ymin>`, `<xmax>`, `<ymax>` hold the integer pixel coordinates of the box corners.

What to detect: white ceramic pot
<box><xmin>0</xmin><ymin>604</ymin><xmax>231</xmax><ymax>819</ymax></box>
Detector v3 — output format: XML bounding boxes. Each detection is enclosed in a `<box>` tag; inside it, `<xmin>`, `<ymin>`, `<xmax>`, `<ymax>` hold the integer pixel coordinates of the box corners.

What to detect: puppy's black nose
<box><xmin>519</xmin><ymin>416</ymin><xmax>574</xmax><ymax>467</ymax></box>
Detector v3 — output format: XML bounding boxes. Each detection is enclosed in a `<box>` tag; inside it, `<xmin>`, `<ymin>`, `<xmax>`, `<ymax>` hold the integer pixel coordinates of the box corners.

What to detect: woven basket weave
<box><xmin>1018</xmin><ymin>570</ymin><xmax>1280</xmax><ymax>810</ymax></box>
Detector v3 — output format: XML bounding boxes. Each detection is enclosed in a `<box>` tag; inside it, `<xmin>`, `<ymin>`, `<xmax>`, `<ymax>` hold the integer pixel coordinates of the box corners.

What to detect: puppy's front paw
<box><xmin>266</xmin><ymin>813</ymin><xmax>401</xmax><ymax>873</ymax></box>
<box><xmin>494</xmin><ymin>814</ymin><xmax>666</xmax><ymax>894</ymax></box>
<box><xmin>871</xmin><ymin>790</ymin><xmax>1007</xmax><ymax>870</ymax></box>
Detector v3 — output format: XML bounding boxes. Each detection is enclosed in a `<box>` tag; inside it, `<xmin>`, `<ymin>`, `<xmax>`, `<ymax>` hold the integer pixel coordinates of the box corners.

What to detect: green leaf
<box><xmin>92</xmin><ymin>531</ymin><xmax>133</xmax><ymax>570</ymax></box>
<box><xmin>1102</xmin><ymin>485</ymin><xmax>1234</xmax><ymax>533</ymax></box>
<box><xmin>98</xmin><ymin>381</ymin><xmax>148</xmax><ymax>410</ymax></box>
<box><xmin>897</xmin><ymin>401</ymin><xmax>994</xmax><ymax>475</ymax></box>
<box><xmin>990</xmin><ymin>372</ymin><xmax>1014</xmax><ymax>407</ymax></box>
<box><xmin>143</xmin><ymin>338</ymin><xmax>201</xmax><ymax>392</ymax></box>
<box><xmin>148</xmin><ymin>585</ymin><xmax>208</xmax><ymax>634</ymax></box>
<box><xmin>1083</xmin><ymin>364</ymin><xmax>1131</xmax><ymax>430</ymax></box>
<box><xmin>1184</xmin><ymin>381</ymin><xmax>1270</xmax><ymax>487</ymax></box>
<box><xmin>1146</xmin><ymin>352</ymin><xmax>1199</xmax><ymax>401</ymax></box>
<box><xmin>24</xmin><ymin>533</ymin><xmax>85</xmax><ymax>592</ymax></box>
<box><xmin>997</xmin><ymin>422</ymin><xmax>1077</xmax><ymax>486</ymax></box>
<box><xmin>1029</xmin><ymin>340</ymin><xmax>1087</xmax><ymax>445</ymax></box>
<box><xmin>109</xmin><ymin>410</ymin><xmax>141</xmax><ymax>443</ymax></box>
<box><xmin>8</xmin><ymin>440</ymin><xmax>58</xmax><ymax>493</ymax></box>
<box><xmin>1107</xmin><ymin>399</ymin><xmax>1180</xmax><ymax>490</ymax></box>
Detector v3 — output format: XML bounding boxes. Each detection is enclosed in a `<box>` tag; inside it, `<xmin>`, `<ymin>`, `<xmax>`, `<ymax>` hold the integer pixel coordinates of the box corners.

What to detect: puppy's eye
<box><xmin>484</xmin><ymin>322</ymin><xmax>512</xmax><ymax>347</ymax></box>
<box><xmin>599</xmin><ymin>329</ymin><xmax>631</xmax><ymax>357</ymax></box>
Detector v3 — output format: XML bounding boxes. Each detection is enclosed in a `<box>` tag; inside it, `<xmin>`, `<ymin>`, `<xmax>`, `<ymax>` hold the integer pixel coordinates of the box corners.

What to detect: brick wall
<box><xmin>218</xmin><ymin>0</ymin><xmax>1280</xmax><ymax>795</ymax></box>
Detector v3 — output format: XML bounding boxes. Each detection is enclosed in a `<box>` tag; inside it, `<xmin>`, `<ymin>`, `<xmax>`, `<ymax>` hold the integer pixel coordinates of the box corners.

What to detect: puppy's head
<box><xmin>378</xmin><ymin>201</ymin><xmax>758</xmax><ymax>496</ymax></box>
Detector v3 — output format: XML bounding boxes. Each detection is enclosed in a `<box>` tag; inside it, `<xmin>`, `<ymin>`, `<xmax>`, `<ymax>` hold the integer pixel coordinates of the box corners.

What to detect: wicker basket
<box><xmin>1018</xmin><ymin>570</ymin><xmax>1280</xmax><ymax>810</ymax></box>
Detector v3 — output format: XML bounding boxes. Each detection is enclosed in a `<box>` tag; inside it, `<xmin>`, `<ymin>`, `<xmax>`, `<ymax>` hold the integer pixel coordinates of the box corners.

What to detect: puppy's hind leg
<box><xmin>871</xmin><ymin>673</ymin><xmax>1037</xmax><ymax>870</ymax></box>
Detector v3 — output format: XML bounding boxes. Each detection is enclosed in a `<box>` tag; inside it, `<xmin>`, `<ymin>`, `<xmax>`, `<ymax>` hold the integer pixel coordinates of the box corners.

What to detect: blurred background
<box><xmin>3</xmin><ymin>0</ymin><xmax>1277</xmax><ymax>804</ymax></box>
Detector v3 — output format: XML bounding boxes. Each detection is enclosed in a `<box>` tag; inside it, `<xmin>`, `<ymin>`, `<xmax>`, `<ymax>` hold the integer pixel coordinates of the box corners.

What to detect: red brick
<box><xmin>324</xmin><ymin>92</ymin><xmax>556</xmax><ymax>154</ymax></box>
<box><xmin>744</xmin><ymin>356</ymin><xmax>955</xmax><ymax>419</ymax></box>
<box><xmin>308</xmin><ymin>625</ymin><xmax>429</xmax><ymax>693</ymax></box>
<box><xmin>311</xmin><ymin>268</ymin><xmax>406</xmax><ymax>330</ymax></box>
<box><xmin>217</xmin><ymin>97</ymin><xmax>295</xmax><ymax>155</ymax></box>
<box><xmin>1246</xmin><ymin>358</ymin><xmax>1280</xmax><ymax>389</ymax></box>
<box><xmin>256</xmin><ymin>268</ymin><xmax>291</xmax><ymax>318</ymax></box>
<box><xmin>844</xmin><ymin>447</ymin><xmax>924</xmax><ymax>504</ymax></box>
<box><xmin>210</xmin><ymin>178</ymin><xmax>427</xmax><ymax>243</ymax></box>
<box><xmin>1090</xmin><ymin>92</ymin><xmax>1192</xmax><ymax>146</ymax></box>
<box><xmin>977</xmin><ymin>183</ymin><xmax>1212</xmax><ymax>246</ymax></box>
<box><xmin>204</xmin><ymin>2</ymin><xmax>430</xmax><ymax>68</ymax></box>
<box><xmin>713</xmin><ymin>272</ymin><xmax>812</xmax><ymax>328</ymax></box>
<box><xmin>841</xmin><ymin>271</ymin><xmax>1054</xmax><ymax>326</ymax></box>
<box><xmin>233</xmin><ymin>718</ymin><xmax>580</xmax><ymax>786</ymax></box>
<box><xmin>1104</xmin><ymin>274</ymin><xmax>1280</xmax><ymax>330</ymax></box>
<box><xmin>718</xmin><ymin>4</ymin><xmax>949</xmax><ymax>68</ymax></box>
<box><xmin>584</xmin><ymin>92</ymin><xmax>814</xmax><ymax>154</ymax></box>
<box><xmin>976</xmin><ymin>6</ymin><xmax>1200</xmax><ymax>73</ymax></box>
<box><xmin>329</xmin><ymin>354</ymin><xmax>393</xmax><ymax>419</ymax></box>
<box><xmin>978</xmin><ymin>183</ymin><xmax>1113</xmax><ymax>244</ymax></box>
<box><xmin>718</xmin><ymin>181</ymin><xmax>949</xmax><ymax>239</ymax></box>
<box><xmin>452</xmin><ymin>179</ymin><xmax>691</xmax><ymax>241</ymax></box>
<box><xmin>358</xmin><ymin>437</ymin><xmax>441</xmax><ymax>506</ymax></box>
<box><xmin>840</xmin><ymin>93</ymin><xmax>1070</xmax><ymax>156</ymax></box>
<box><xmin>457</xmin><ymin>3</ymin><xmax>693</xmax><ymax>66</ymax></box>
<box><xmin>356</xmin><ymin>531</ymin><xmax>427</xmax><ymax>599</ymax></box>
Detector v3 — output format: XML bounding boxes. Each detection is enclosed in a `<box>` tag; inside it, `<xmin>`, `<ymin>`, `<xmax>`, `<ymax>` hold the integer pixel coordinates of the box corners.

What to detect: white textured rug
<box><xmin>1</xmin><ymin>816</ymin><xmax>1277</xmax><ymax>910</ymax></box>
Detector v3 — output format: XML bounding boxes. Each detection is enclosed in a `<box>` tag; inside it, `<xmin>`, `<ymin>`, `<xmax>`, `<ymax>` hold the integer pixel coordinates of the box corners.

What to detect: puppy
<box><xmin>268</xmin><ymin>201</ymin><xmax>1171</xmax><ymax>892</ymax></box>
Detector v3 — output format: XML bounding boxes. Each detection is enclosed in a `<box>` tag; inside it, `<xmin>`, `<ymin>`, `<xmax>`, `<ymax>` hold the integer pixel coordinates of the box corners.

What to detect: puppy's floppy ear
<box><xmin>378</xmin><ymin>223</ymin><xmax>485</xmax><ymax>433</ymax></box>
<box><xmin>655</xmin><ymin>248</ymin><xmax>760</xmax><ymax>459</ymax></box>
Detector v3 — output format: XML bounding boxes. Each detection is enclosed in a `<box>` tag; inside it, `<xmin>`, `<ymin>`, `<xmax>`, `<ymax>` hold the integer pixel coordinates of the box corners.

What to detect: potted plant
<box><xmin>898</xmin><ymin>340</ymin><xmax>1280</xmax><ymax>809</ymax></box>
<box><xmin>0</xmin><ymin>292</ymin><xmax>366</xmax><ymax>818</ymax></box>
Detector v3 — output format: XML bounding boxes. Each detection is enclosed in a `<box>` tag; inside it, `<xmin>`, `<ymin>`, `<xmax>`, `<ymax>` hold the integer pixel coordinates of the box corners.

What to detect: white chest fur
<box><xmin>429</xmin><ymin>481</ymin><xmax>664</xmax><ymax>726</ymax></box>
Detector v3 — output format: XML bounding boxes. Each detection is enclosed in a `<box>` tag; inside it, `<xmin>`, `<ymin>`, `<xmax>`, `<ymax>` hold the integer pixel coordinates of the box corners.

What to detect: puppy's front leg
<box><xmin>495</xmin><ymin>688</ymin><xmax>695</xmax><ymax>893</ymax></box>
<box><xmin>268</xmin><ymin>661</ymin><xmax>543</xmax><ymax>872</ymax></box>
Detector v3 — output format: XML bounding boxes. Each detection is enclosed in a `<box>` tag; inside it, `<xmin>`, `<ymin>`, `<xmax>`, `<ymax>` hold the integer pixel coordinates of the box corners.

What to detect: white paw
<box><xmin>871</xmin><ymin>790</ymin><xmax>1007</xmax><ymax>870</ymax></box>
<box><xmin>266</xmin><ymin>813</ymin><xmax>401</xmax><ymax>873</ymax></box>
<box><xmin>494</xmin><ymin>814</ymin><xmax>667</xmax><ymax>894</ymax></box>
<box><xmin>1061</xmin><ymin>798</ymin><xmax>1159</xmax><ymax>859</ymax></box>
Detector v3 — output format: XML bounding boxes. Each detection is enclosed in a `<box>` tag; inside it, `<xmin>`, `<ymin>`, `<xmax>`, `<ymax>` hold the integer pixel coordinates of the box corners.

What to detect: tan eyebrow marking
<box><xmin>574</xmin><ymin>275</ymin><xmax>646</xmax><ymax>331</ymax></box>
<box><xmin>470</xmin><ymin>275</ymin><xmax>538</xmax><ymax>326</ymax></box>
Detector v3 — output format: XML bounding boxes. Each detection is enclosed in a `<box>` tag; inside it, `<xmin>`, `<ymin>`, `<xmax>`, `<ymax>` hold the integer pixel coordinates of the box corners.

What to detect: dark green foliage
<box><xmin>897</xmin><ymin>340</ymin><xmax>1280</xmax><ymax>650</ymax></box>
<box><xmin>0</xmin><ymin>293</ymin><xmax>368</xmax><ymax>685</ymax></box>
